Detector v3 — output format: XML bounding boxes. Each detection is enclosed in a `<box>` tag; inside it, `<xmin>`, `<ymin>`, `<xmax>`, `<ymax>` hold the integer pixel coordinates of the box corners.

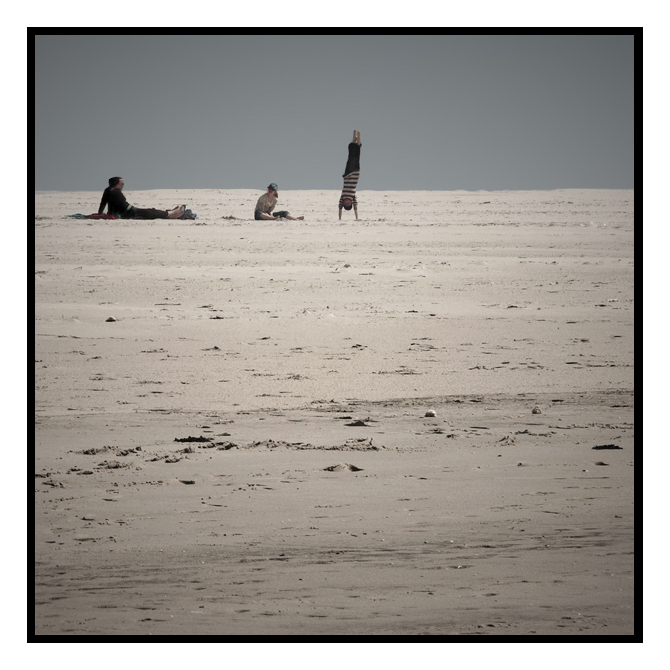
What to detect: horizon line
<box><xmin>35</xmin><ymin>186</ymin><xmax>635</xmax><ymax>194</ymax></box>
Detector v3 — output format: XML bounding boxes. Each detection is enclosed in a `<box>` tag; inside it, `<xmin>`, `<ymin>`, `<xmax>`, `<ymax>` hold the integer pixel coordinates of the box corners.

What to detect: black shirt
<box><xmin>99</xmin><ymin>188</ymin><xmax>133</xmax><ymax>217</ymax></box>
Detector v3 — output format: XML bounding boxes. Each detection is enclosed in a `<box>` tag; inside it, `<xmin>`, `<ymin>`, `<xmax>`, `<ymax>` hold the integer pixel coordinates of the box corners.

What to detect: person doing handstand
<box><xmin>254</xmin><ymin>183</ymin><xmax>304</xmax><ymax>220</ymax></box>
<box><xmin>98</xmin><ymin>177</ymin><xmax>186</xmax><ymax>219</ymax></box>
<box><xmin>338</xmin><ymin>130</ymin><xmax>361</xmax><ymax>220</ymax></box>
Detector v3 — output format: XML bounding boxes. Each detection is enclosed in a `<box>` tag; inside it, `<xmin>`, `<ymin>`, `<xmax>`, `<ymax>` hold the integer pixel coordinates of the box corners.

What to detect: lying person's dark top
<box><xmin>98</xmin><ymin>188</ymin><xmax>133</xmax><ymax>218</ymax></box>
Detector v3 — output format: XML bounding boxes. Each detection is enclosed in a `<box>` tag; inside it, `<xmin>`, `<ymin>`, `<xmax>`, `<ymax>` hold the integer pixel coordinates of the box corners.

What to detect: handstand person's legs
<box><xmin>344</xmin><ymin>131</ymin><xmax>361</xmax><ymax>176</ymax></box>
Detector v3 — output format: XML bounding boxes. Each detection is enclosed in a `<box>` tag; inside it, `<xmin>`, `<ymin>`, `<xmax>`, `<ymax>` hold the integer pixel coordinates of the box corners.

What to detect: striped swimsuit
<box><xmin>339</xmin><ymin>142</ymin><xmax>361</xmax><ymax>210</ymax></box>
<box><xmin>339</xmin><ymin>170</ymin><xmax>360</xmax><ymax>209</ymax></box>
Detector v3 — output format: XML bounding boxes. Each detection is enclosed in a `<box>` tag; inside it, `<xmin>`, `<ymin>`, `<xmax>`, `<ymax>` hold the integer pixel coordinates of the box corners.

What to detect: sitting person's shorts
<box><xmin>255</xmin><ymin>210</ymin><xmax>289</xmax><ymax>220</ymax></box>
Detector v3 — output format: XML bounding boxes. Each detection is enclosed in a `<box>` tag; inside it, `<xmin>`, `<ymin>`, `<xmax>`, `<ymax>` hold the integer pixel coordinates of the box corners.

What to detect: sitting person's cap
<box><xmin>268</xmin><ymin>183</ymin><xmax>278</xmax><ymax>193</ymax></box>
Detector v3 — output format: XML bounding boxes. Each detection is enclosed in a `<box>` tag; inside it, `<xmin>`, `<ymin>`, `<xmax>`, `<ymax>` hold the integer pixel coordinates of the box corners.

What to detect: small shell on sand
<box><xmin>324</xmin><ymin>463</ymin><xmax>363</xmax><ymax>472</ymax></box>
<box><xmin>532</xmin><ymin>406</ymin><xmax>542</xmax><ymax>414</ymax></box>
<box><xmin>425</xmin><ymin>410</ymin><xmax>437</xmax><ymax>417</ymax></box>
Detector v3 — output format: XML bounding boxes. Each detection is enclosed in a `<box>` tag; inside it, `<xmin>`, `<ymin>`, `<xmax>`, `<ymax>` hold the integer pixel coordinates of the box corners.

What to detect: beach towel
<box><xmin>67</xmin><ymin>213</ymin><xmax>116</xmax><ymax>219</ymax></box>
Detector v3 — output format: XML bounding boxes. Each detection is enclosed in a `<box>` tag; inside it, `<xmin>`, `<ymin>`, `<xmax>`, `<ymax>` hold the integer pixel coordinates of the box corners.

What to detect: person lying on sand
<box><xmin>338</xmin><ymin>130</ymin><xmax>361</xmax><ymax>221</ymax></box>
<box><xmin>254</xmin><ymin>183</ymin><xmax>304</xmax><ymax>221</ymax></box>
<box><xmin>98</xmin><ymin>177</ymin><xmax>186</xmax><ymax>219</ymax></box>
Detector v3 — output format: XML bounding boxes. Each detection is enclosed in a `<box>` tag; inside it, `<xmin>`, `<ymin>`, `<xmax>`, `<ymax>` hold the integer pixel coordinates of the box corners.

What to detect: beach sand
<box><xmin>35</xmin><ymin>188</ymin><xmax>634</xmax><ymax>636</ymax></box>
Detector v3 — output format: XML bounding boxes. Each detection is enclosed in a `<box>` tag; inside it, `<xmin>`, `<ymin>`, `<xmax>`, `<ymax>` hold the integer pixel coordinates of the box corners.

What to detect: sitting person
<box><xmin>338</xmin><ymin>130</ymin><xmax>361</xmax><ymax>220</ymax></box>
<box><xmin>98</xmin><ymin>177</ymin><xmax>186</xmax><ymax>219</ymax></box>
<box><xmin>254</xmin><ymin>183</ymin><xmax>304</xmax><ymax>220</ymax></box>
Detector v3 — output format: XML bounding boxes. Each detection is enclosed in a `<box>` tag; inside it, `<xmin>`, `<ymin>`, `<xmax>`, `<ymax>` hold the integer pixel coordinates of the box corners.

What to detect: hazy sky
<box><xmin>34</xmin><ymin>34</ymin><xmax>635</xmax><ymax>192</ymax></box>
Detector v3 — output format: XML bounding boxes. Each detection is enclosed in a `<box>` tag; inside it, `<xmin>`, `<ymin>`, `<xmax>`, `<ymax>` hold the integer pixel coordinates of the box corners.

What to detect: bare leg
<box><xmin>167</xmin><ymin>205</ymin><xmax>186</xmax><ymax>219</ymax></box>
<box><xmin>352</xmin><ymin>130</ymin><xmax>357</xmax><ymax>143</ymax></box>
<box><xmin>356</xmin><ymin>131</ymin><xmax>361</xmax><ymax>145</ymax></box>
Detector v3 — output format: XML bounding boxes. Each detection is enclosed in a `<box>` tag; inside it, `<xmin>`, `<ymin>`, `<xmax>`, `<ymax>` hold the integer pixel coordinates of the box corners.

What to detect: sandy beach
<box><xmin>35</xmin><ymin>188</ymin><xmax>635</xmax><ymax>636</ymax></box>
